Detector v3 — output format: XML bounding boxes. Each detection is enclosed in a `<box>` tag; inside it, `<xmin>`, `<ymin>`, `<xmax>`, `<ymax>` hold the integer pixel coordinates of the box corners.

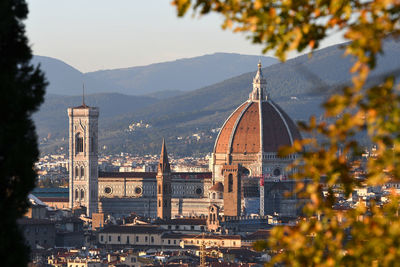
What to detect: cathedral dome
<box><xmin>213</xmin><ymin>63</ymin><xmax>301</xmax><ymax>155</ymax></box>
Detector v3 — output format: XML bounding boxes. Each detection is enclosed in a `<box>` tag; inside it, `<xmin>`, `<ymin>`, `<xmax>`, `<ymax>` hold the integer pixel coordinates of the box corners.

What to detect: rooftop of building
<box><xmin>153</xmin><ymin>218</ymin><xmax>207</xmax><ymax>226</ymax></box>
<box><xmin>99</xmin><ymin>225</ymin><xmax>165</xmax><ymax>234</ymax></box>
<box><xmin>18</xmin><ymin>218</ymin><xmax>54</xmax><ymax>225</ymax></box>
<box><xmin>99</xmin><ymin>171</ymin><xmax>212</xmax><ymax>179</ymax></box>
<box><xmin>162</xmin><ymin>233</ymin><xmax>242</xmax><ymax>240</ymax></box>
<box><xmin>214</xmin><ymin>63</ymin><xmax>301</xmax><ymax>155</ymax></box>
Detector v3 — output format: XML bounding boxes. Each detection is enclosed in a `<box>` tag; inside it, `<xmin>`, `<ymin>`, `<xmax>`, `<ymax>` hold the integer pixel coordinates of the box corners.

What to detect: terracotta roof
<box><xmin>153</xmin><ymin>218</ymin><xmax>207</xmax><ymax>225</ymax></box>
<box><xmin>214</xmin><ymin>100</ymin><xmax>301</xmax><ymax>154</ymax></box>
<box><xmin>99</xmin><ymin>172</ymin><xmax>156</xmax><ymax>178</ymax></box>
<box><xmin>244</xmin><ymin>229</ymin><xmax>271</xmax><ymax>240</ymax></box>
<box><xmin>209</xmin><ymin>182</ymin><xmax>224</xmax><ymax>192</ymax></box>
<box><xmin>173</xmin><ymin>172</ymin><xmax>212</xmax><ymax>179</ymax></box>
<box><xmin>215</xmin><ymin>102</ymin><xmax>248</xmax><ymax>153</ymax></box>
<box><xmin>99</xmin><ymin>225</ymin><xmax>164</xmax><ymax>234</ymax></box>
<box><xmin>261</xmin><ymin>101</ymin><xmax>301</xmax><ymax>152</ymax></box>
<box><xmin>39</xmin><ymin>197</ymin><xmax>68</xmax><ymax>202</ymax></box>
<box><xmin>99</xmin><ymin>172</ymin><xmax>211</xmax><ymax>179</ymax></box>
<box><xmin>231</xmin><ymin>102</ymin><xmax>260</xmax><ymax>153</ymax></box>
<box><xmin>162</xmin><ymin>233</ymin><xmax>241</xmax><ymax>240</ymax></box>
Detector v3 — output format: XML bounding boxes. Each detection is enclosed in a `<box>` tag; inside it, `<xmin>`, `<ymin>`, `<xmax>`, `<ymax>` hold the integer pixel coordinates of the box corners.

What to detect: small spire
<box><xmin>250</xmin><ymin>61</ymin><xmax>267</xmax><ymax>101</ymax></box>
<box><xmin>159</xmin><ymin>138</ymin><xmax>171</xmax><ymax>173</ymax></box>
<box><xmin>82</xmin><ymin>83</ymin><xmax>86</xmax><ymax>106</ymax></box>
<box><xmin>256</xmin><ymin>60</ymin><xmax>263</xmax><ymax>79</ymax></box>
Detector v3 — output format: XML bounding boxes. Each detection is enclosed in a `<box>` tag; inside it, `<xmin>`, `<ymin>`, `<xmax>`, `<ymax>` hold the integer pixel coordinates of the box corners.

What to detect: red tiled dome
<box><xmin>214</xmin><ymin>100</ymin><xmax>301</xmax><ymax>154</ymax></box>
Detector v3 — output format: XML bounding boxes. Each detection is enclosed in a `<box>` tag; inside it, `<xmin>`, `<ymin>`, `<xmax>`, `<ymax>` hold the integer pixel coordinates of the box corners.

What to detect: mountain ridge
<box><xmin>33</xmin><ymin>53</ymin><xmax>278</xmax><ymax>96</ymax></box>
<box><xmin>36</xmin><ymin>41</ymin><xmax>400</xmax><ymax>156</ymax></box>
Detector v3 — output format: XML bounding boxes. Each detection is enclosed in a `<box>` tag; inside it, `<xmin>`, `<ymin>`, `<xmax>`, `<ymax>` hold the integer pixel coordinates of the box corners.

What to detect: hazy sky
<box><xmin>26</xmin><ymin>0</ymin><xmax>344</xmax><ymax>73</ymax></box>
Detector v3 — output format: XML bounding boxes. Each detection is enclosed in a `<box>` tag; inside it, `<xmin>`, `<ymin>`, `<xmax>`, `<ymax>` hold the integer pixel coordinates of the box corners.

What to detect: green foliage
<box><xmin>173</xmin><ymin>0</ymin><xmax>400</xmax><ymax>265</ymax></box>
<box><xmin>0</xmin><ymin>0</ymin><xmax>46</xmax><ymax>265</ymax></box>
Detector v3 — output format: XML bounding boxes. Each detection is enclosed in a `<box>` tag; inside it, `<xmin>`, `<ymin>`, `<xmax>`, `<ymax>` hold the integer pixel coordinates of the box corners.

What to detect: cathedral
<box><xmin>68</xmin><ymin>63</ymin><xmax>302</xmax><ymax>219</ymax></box>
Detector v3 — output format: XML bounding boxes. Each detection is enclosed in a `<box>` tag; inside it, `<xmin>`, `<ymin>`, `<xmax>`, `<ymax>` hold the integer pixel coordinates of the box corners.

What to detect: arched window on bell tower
<box><xmin>75</xmin><ymin>133</ymin><xmax>84</xmax><ymax>153</ymax></box>
<box><xmin>80</xmin><ymin>189</ymin><xmax>85</xmax><ymax>200</ymax></box>
<box><xmin>80</xmin><ymin>166</ymin><xmax>85</xmax><ymax>178</ymax></box>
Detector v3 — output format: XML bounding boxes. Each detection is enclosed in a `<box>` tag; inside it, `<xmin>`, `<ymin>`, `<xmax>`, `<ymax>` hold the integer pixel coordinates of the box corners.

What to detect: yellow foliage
<box><xmin>172</xmin><ymin>0</ymin><xmax>400</xmax><ymax>265</ymax></box>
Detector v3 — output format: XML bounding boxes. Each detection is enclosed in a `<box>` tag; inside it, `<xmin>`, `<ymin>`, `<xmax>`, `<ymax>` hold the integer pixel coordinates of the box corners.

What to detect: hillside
<box><xmin>34</xmin><ymin>93</ymin><xmax>158</xmax><ymax>140</ymax></box>
<box><xmin>32</xmin><ymin>53</ymin><xmax>278</xmax><ymax>96</ymax></box>
<box><xmin>31</xmin><ymin>56</ymin><xmax>121</xmax><ymax>96</ymax></box>
<box><xmin>85</xmin><ymin>53</ymin><xmax>278</xmax><ymax>95</ymax></box>
<box><xmin>37</xmin><ymin>41</ymin><xmax>400</xmax><ymax>156</ymax></box>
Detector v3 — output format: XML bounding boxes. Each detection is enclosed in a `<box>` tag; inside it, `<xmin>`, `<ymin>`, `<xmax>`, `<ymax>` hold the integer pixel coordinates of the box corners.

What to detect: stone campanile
<box><xmin>156</xmin><ymin>139</ymin><xmax>172</xmax><ymax>219</ymax></box>
<box><xmin>68</xmin><ymin>99</ymin><xmax>99</xmax><ymax>217</ymax></box>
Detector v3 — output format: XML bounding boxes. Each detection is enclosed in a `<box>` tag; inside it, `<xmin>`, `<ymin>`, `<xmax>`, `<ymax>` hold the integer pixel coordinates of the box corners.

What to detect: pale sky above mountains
<box><xmin>26</xmin><ymin>0</ymin><xmax>344</xmax><ymax>73</ymax></box>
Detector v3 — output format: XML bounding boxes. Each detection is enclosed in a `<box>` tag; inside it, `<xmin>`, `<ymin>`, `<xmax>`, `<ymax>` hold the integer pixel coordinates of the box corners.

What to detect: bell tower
<box><xmin>68</xmin><ymin>96</ymin><xmax>99</xmax><ymax>217</ymax></box>
<box><xmin>156</xmin><ymin>139</ymin><xmax>172</xmax><ymax>219</ymax></box>
<box><xmin>223</xmin><ymin>164</ymin><xmax>241</xmax><ymax>217</ymax></box>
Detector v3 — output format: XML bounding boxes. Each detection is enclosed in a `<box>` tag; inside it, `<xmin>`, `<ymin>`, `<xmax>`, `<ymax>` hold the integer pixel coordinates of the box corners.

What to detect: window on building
<box><xmin>127</xmin><ymin>236</ymin><xmax>129</xmax><ymax>243</ymax></box>
<box><xmin>80</xmin><ymin>166</ymin><xmax>84</xmax><ymax>178</ymax></box>
<box><xmin>80</xmin><ymin>189</ymin><xmax>84</xmax><ymax>200</ymax></box>
<box><xmin>191</xmin><ymin>226</ymin><xmax>194</xmax><ymax>230</ymax></box>
<box><xmin>109</xmin><ymin>236</ymin><xmax>111</xmax><ymax>242</ymax></box>
<box><xmin>104</xmin><ymin>187</ymin><xmax>112</xmax><ymax>194</ymax></box>
<box><xmin>75</xmin><ymin>167</ymin><xmax>79</xmax><ymax>177</ymax></box>
<box><xmin>75</xmin><ymin>189</ymin><xmax>79</xmax><ymax>200</ymax></box>
<box><xmin>145</xmin><ymin>236</ymin><xmax>148</xmax><ymax>242</ymax></box>
<box><xmin>75</xmin><ymin>133</ymin><xmax>84</xmax><ymax>153</ymax></box>
<box><xmin>136</xmin><ymin>236</ymin><xmax>139</xmax><ymax>242</ymax></box>
<box><xmin>158</xmin><ymin>185</ymin><xmax>161</xmax><ymax>194</ymax></box>
<box><xmin>117</xmin><ymin>236</ymin><xmax>120</xmax><ymax>242</ymax></box>
<box><xmin>100</xmin><ymin>235</ymin><xmax>103</xmax><ymax>242</ymax></box>
<box><xmin>151</xmin><ymin>236</ymin><xmax>154</xmax><ymax>243</ymax></box>
<box><xmin>228</xmin><ymin>174</ymin><xmax>233</xmax><ymax>192</ymax></box>
<box><xmin>174</xmin><ymin>240</ymin><xmax>176</xmax><ymax>244</ymax></box>
<box><xmin>168</xmin><ymin>240</ymin><xmax>170</xmax><ymax>244</ymax></box>
<box><xmin>158</xmin><ymin>200</ymin><xmax>161</xmax><ymax>207</ymax></box>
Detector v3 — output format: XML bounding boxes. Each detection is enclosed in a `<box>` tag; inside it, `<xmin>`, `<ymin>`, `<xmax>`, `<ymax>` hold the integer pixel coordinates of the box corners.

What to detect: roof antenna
<box><xmin>82</xmin><ymin>83</ymin><xmax>85</xmax><ymax>106</ymax></box>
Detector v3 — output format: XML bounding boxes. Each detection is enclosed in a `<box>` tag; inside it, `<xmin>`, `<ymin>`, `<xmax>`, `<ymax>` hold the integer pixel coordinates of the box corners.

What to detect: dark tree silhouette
<box><xmin>0</xmin><ymin>0</ymin><xmax>47</xmax><ymax>266</ymax></box>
